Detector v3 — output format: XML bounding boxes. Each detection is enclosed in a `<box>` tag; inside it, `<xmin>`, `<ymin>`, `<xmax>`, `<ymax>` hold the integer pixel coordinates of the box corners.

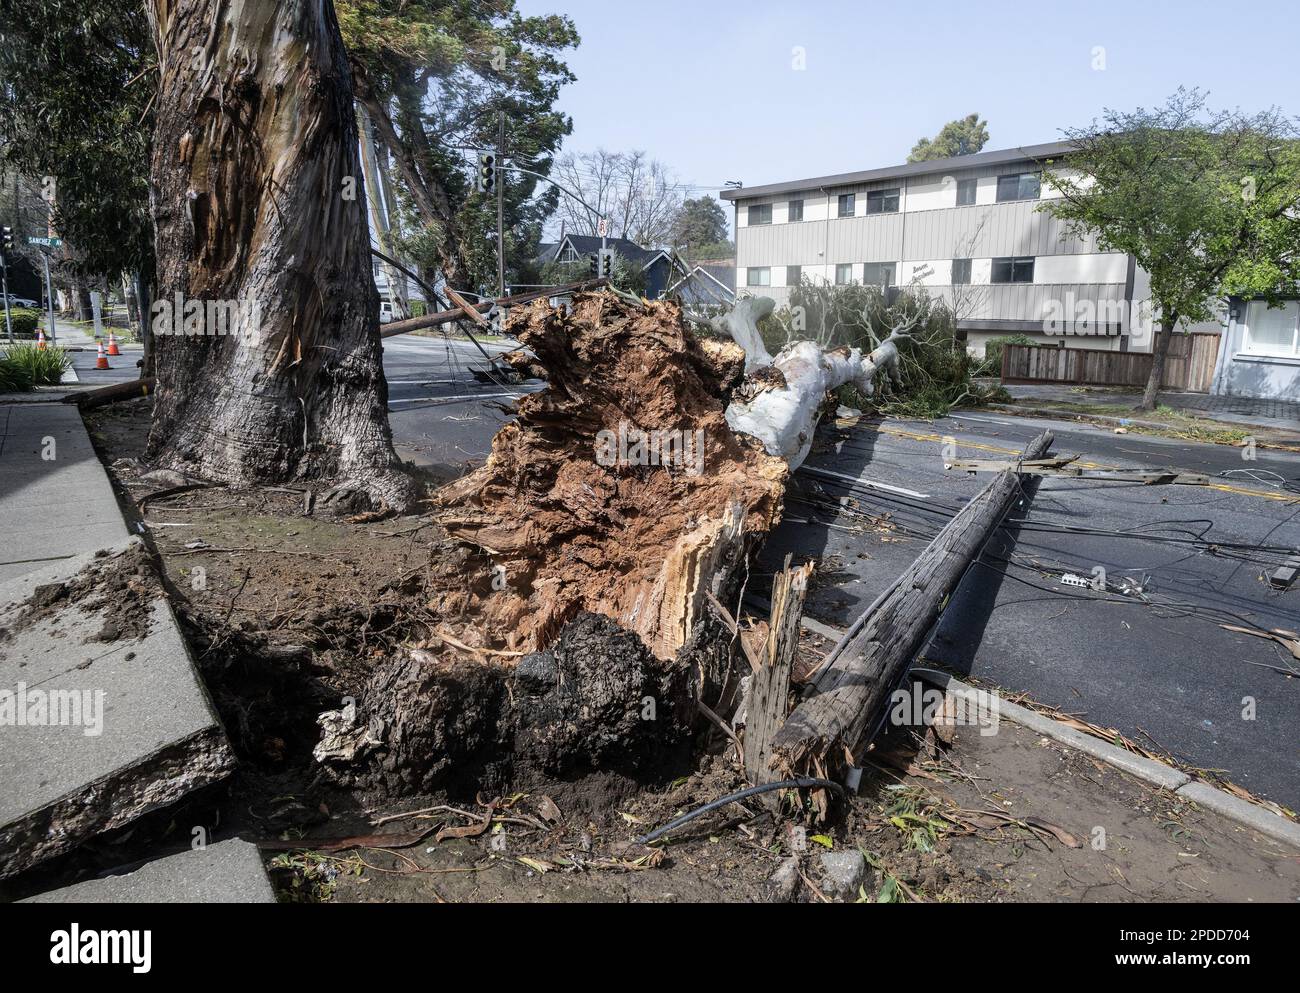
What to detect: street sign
<box><xmin>27</xmin><ymin>236</ymin><xmax>62</xmax><ymax>248</ymax></box>
<box><xmin>596</xmin><ymin>218</ymin><xmax>608</xmax><ymax>238</ymax></box>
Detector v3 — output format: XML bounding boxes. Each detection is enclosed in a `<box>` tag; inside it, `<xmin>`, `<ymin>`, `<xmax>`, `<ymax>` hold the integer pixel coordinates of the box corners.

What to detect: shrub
<box><xmin>976</xmin><ymin>334</ymin><xmax>1035</xmax><ymax>377</ymax></box>
<box><xmin>7</xmin><ymin>307</ymin><xmax>41</xmax><ymax>338</ymax></box>
<box><xmin>2</xmin><ymin>342</ymin><xmax>70</xmax><ymax>385</ymax></box>
<box><xmin>766</xmin><ymin>279</ymin><xmax>1006</xmax><ymax>418</ymax></box>
<box><xmin>0</xmin><ymin>355</ymin><xmax>34</xmax><ymax>392</ymax></box>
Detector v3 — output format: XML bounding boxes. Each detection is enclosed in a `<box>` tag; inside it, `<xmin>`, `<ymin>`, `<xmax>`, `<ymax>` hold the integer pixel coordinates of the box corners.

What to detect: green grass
<box><xmin>0</xmin><ymin>343</ymin><xmax>71</xmax><ymax>388</ymax></box>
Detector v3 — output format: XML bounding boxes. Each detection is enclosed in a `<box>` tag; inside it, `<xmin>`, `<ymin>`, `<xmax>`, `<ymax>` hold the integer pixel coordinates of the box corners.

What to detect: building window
<box><xmin>788</xmin><ymin>199</ymin><xmax>804</xmax><ymax>222</ymax></box>
<box><xmin>951</xmin><ymin>258</ymin><xmax>972</xmax><ymax>284</ymax></box>
<box><xmin>956</xmin><ymin>178</ymin><xmax>977</xmax><ymax>206</ymax></box>
<box><xmin>746</xmin><ymin>267</ymin><xmax>771</xmax><ymax>287</ymax></box>
<box><xmin>1244</xmin><ymin>300</ymin><xmax>1300</xmax><ymax>357</ymax></box>
<box><xmin>786</xmin><ymin>265</ymin><xmax>802</xmax><ymax>286</ymax></box>
<box><xmin>559</xmin><ymin>244</ymin><xmax>577</xmax><ymax>263</ymax></box>
<box><xmin>748</xmin><ymin>203</ymin><xmax>772</xmax><ymax>226</ymax></box>
<box><xmin>866</xmin><ymin>188</ymin><xmax>900</xmax><ymax>214</ymax></box>
<box><xmin>991</xmin><ymin>256</ymin><xmax>1035</xmax><ymax>283</ymax></box>
<box><xmin>862</xmin><ymin>262</ymin><xmax>896</xmax><ymax>287</ymax></box>
<box><xmin>835</xmin><ymin>263</ymin><xmax>854</xmax><ymax>285</ymax></box>
<box><xmin>996</xmin><ymin>172</ymin><xmax>1041</xmax><ymax>202</ymax></box>
<box><xmin>837</xmin><ymin>193</ymin><xmax>855</xmax><ymax>217</ymax></box>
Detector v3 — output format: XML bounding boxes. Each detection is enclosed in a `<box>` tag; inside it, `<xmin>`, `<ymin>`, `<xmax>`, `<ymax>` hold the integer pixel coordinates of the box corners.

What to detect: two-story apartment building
<box><xmin>721</xmin><ymin>141</ymin><xmax>1185</xmax><ymax>358</ymax></box>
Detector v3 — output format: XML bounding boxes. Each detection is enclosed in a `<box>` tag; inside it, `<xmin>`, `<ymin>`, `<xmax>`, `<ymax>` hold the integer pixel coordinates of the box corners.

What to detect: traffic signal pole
<box><xmin>41</xmin><ymin>251</ymin><xmax>56</xmax><ymax>344</ymax></box>
<box><xmin>0</xmin><ymin>226</ymin><xmax>12</xmax><ymax>343</ymax></box>
<box><xmin>1</xmin><ymin>254</ymin><xmax>12</xmax><ymax>345</ymax></box>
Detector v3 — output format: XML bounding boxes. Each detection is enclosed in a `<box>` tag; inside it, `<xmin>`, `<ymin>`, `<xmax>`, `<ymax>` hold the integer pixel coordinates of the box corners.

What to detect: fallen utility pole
<box><xmin>947</xmin><ymin>457</ymin><xmax>1208</xmax><ymax>486</ymax></box>
<box><xmin>770</xmin><ymin>430</ymin><xmax>1054</xmax><ymax>777</ymax></box>
<box><xmin>380</xmin><ymin>278</ymin><xmax>608</xmax><ymax>339</ymax></box>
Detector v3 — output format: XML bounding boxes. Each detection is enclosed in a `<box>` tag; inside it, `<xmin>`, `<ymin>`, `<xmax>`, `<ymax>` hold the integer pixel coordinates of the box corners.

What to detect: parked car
<box><xmin>5</xmin><ymin>293</ymin><xmax>38</xmax><ymax>308</ymax></box>
<box><xmin>379</xmin><ymin>300</ymin><xmax>395</xmax><ymax>324</ymax></box>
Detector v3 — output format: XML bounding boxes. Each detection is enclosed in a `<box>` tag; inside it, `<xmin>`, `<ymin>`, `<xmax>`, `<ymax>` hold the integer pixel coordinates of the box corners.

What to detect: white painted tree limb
<box><xmin>722</xmin><ymin>300</ymin><xmax>913</xmax><ymax>469</ymax></box>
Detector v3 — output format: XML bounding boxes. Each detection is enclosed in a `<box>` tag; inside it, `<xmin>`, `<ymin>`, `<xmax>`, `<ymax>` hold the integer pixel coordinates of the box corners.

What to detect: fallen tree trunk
<box><xmin>317</xmin><ymin>291</ymin><xmax>936</xmax><ymax>799</ymax></box>
<box><xmin>770</xmin><ymin>430</ymin><xmax>1053</xmax><ymax>777</ymax></box>
<box><xmin>719</xmin><ymin>302</ymin><xmax>912</xmax><ymax>470</ymax></box>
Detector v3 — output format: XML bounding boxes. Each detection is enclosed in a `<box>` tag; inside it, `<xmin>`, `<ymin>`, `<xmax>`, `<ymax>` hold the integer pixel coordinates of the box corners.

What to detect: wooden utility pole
<box><xmin>770</xmin><ymin>430</ymin><xmax>1054</xmax><ymax>776</ymax></box>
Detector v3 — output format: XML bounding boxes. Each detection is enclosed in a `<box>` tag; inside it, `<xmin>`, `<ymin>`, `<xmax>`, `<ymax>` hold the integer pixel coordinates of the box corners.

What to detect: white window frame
<box><xmin>1243</xmin><ymin>300</ymin><xmax>1300</xmax><ymax>358</ymax></box>
<box><xmin>835</xmin><ymin>263</ymin><xmax>854</xmax><ymax>285</ymax></box>
<box><xmin>746</xmin><ymin>266</ymin><xmax>771</xmax><ymax>287</ymax></box>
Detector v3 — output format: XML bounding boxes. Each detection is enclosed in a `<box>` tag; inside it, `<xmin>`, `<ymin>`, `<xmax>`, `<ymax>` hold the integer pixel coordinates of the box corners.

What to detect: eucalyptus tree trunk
<box><xmin>145</xmin><ymin>0</ymin><xmax>413</xmax><ymax>509</ymax></box>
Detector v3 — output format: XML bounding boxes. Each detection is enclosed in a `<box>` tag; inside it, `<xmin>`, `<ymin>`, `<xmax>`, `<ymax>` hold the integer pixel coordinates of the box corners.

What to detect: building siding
<box><xmin>731</xmin><ymin>154</ymin><xmax>1160</xmax><ymax>354</ymax></box>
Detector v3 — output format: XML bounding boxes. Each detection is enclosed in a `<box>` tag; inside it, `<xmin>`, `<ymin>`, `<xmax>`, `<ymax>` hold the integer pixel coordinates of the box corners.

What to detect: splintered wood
<box><xmin>744</xmin><ymin>556</ymin><xmax>813</xmax><ymax>788</ymax></box>
<box><xmin>431</xmin><ymin>291</ymin><xmax>788</xmax><ymax>661</ymax></box>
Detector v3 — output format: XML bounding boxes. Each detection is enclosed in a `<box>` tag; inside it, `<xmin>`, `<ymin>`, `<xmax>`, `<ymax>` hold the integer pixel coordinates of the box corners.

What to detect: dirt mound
<box><xmin>1</xmin><ymin>539</ymin><xmax>158</xmax><ymax>645</ymax></box>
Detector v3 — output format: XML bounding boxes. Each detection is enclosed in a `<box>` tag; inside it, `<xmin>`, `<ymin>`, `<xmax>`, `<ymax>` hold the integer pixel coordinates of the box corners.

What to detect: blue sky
<box><xmin>517</xmin><ymin>0</ymin><xmax>1298</xmax><ymax>199</ymax></box>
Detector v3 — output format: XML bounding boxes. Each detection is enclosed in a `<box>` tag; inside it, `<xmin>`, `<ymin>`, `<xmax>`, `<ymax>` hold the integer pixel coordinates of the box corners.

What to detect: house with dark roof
<box><xmin>542</xmin><ymin>234</ymin><xmax>686</xmax><ymax>299</ymax></box>
<box><xmin>667</xmin><ymin>259</ymin><xmax>735</xmax><ymax>309</ymax></box>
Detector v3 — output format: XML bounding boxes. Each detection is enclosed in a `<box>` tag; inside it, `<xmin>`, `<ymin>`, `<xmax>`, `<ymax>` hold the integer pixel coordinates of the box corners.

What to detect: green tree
<box><xmin>340</xmin><ymin>0</ymin><xmax>578</xmax><ymax>293</ymax></box>
<box><xmin>1043</xmin><ymin>89</ymin><xmax>1300</xmax><ymax>410</ymax></box>
<box><xmin>907</xmin><ymin>114</ymin><xmax>990</xmax><ymax>163</ymax></box>
<box><xmin>0</xmin><ymin>0</ymin><xmax>154</xmax><ymax>280</ymax></box>
<box><xmin>671</xmin><ymin>196</ymin><xmax>729</xmax><ymax>257</ymax></box>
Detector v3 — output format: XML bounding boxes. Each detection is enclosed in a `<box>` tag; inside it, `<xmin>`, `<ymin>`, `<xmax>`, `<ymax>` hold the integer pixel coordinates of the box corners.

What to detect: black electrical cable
<box><xmin>634</xmin><ymin>778</ymin><xmax>846</xmax><ymax>845</ymax></box>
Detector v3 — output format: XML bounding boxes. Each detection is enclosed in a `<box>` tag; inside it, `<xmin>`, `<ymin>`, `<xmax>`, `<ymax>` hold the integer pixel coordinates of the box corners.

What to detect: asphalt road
<box><xmin>381</xmin><ymin>331</ymin><xmax>536</xmax><ymax>477</ymax></box>
<box><xmin>757</xmin><ymin>410</ymin><xmax>1300</xmax><ymax>808</ymax></box>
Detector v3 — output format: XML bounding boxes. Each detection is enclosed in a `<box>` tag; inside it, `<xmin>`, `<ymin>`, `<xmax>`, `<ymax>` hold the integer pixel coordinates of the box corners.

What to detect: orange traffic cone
<box><xmin>36</xmin><ymin>328</ymin><xmax>47</xmax><ymax>351</ymax></box>
<box><xmin>95</xmin><ymin>340</ymin><xmax>111</xmax><ymax>370</ymax></box>
<box><xmin>106</xmin><ymin>331</ymin><xmax>121</xmax><ymax>356</ymax></box>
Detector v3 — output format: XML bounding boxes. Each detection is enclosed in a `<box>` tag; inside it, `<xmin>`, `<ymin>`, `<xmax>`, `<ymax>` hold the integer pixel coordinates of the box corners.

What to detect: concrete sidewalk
<box><xmin>1002</xmin><ymin>383</ymin><xmax>1300</xmax><ymax>435</ymax></box>
<box><xmin>0</xmin><ymin>401</ymin><xmax>264</xmax><ymax>898</ymax></box>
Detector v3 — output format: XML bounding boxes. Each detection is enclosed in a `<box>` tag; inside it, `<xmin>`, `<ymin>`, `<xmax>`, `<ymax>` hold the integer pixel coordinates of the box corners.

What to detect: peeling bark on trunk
<box><xmin>145</xmin><ymin>0</ymin><xmax>413</xmax><ymax>509</ymax></box>
<box><xmin>725</xmin><ymin>329</ymin><xmax>907</xmax><ymax>470</ymax></box>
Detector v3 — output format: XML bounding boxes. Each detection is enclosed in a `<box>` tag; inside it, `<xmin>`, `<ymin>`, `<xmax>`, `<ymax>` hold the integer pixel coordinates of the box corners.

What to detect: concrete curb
<box><xmin>913</xmin><ymin>667</ymin><xmax>1300</xmax><ymax>851</ymax></box>
<box><xmin>980</xmin><ymin>402</ymin><xmax>1300</xmax><ymax>444</ymax></box>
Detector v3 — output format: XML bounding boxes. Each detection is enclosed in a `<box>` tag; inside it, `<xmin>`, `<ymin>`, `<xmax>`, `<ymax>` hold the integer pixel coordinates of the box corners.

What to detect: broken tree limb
<box><xmin>744</xmin><ymin>556</ymin><xmax>812</xmax><ymax>790</ymax></box>
<box><xmin>63</xmin><ymin>377</ymin><xmax>158</xmax><ymax>410</ymax></box>
<box><xmin>769</xmin><ymin>430</ymin><xmax>1054</xmax><ymax>777</ymax></box>
<box><xmin>720</xmin><ymin>301</ymin><xmax>913</xmax><ymax>469</ymax></box>
<box><xmin>379</xmin><ymin>279</ymin><xmax>608</xmax><ymax>338</ymax></box>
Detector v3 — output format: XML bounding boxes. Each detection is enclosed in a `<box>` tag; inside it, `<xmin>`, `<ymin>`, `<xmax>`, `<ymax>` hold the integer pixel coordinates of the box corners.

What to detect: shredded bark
<box><xmin>429</xmin><ymin>291</ymin><xmax>788</xmax><ymax>661</ymax></box>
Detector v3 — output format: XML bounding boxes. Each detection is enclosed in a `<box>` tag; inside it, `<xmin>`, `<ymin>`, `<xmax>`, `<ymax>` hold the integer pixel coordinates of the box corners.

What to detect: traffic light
<box><xmin>1</xmin><ymin>226</ymin><xmax>12</xmax><ymax>252</ymax></box>
<box><xmin>598</xmin><ymin>248</ymin><xmax>614</xmax><ymax>280</ymax></box>
<box><xmin>588</xmin><ymin>253</ymin><xmax>598</xmax><ymax>277</ymax></box>
<box><xmin>476</xmin><ymin>152</ymin><xmax>496</xmax><ymax>194</ymax></box>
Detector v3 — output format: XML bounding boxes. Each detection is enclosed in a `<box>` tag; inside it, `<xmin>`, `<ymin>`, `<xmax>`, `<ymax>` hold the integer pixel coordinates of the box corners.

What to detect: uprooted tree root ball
<box><xmin>82</xmin><ymin>292</ymin><xmax>786</xmax><ymax>810</ymax></box>
<box><xmin>431</xmin><ymin>291</ymin><xmax>788</xmax><ymax>660</ymax></box>
<box><xmin>311</xmin><ymin>291</ymin><xmax>790</xmax><ymax>796</ymax></box>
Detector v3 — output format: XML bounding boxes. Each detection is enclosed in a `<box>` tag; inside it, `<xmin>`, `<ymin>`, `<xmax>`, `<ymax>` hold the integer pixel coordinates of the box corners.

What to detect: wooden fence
<box><xmin>1001</xmin><ymin>332</ymin><xmax>1221</xmax><ymax>392</ymax></box>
